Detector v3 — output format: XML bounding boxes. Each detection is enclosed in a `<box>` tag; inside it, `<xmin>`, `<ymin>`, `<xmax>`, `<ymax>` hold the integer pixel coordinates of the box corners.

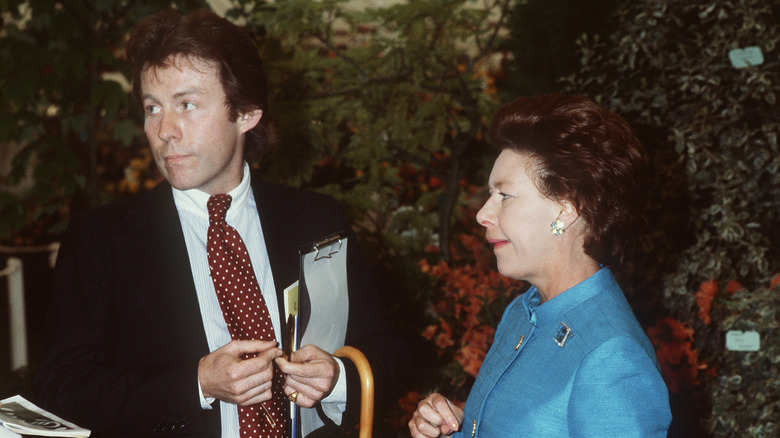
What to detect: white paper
<box><xmin>0</xmin><ymin>395</ymin><xmax>90</xmax><ymax>437</ymax></box>
<box><xmin>0</xmin><ymin>427</ymin><xmax>21</xmax><ymax>438</ymax></box>
<box><xmin>298</xmin><ymin>237</ymin><xmax>349</xmax><ymax>436</ymax></box>
<box><xmin>728</xmin><ymin>46</ymin><xmax>764</xmax><ymax>68</ymax></box>
<box><xmin>725</xmin><ymin>330</ymin><xmax>760</xmax><ymax>351</ymax></box>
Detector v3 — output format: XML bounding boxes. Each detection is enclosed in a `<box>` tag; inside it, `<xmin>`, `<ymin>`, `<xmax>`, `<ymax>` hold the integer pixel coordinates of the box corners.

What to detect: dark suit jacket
<box><xmin>33</xmin><ymin>176</ymin><xmax>408</xmax><ymax>437</ymax></box>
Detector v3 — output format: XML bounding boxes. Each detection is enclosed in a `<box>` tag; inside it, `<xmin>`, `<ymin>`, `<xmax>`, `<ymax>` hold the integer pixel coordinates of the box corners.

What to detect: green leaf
<box><xmin>113</xmin><ymin>119</ymin><xmax>139</xmax><ymax>146</ymax></box>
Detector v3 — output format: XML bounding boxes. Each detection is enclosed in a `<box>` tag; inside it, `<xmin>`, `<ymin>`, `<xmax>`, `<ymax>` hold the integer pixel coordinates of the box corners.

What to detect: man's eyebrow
<box><xmin>173</xmin><ymin>87</ymin><xmax>206</xmax><ymax>99</ymax></box>
<box><xmin>142</xmin><ymin>87</ymin><xmax>205</xmax><ymax>101</ymax></box>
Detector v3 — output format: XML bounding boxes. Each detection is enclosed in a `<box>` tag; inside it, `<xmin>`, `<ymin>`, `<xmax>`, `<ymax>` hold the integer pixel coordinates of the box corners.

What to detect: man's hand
<box><xmin>198</xmin><ymin>339</ymin><xmax>283</xmax><ymax>406</ymax></box>
<box><xmin>409</xmin><ymin>393</ymin><xmax>464</xmax><ymax>438</ymax></box>
<box><xmin>274</xmin><ymin>344</ymin><xmax>339</xmax><ymax>408</ymax></box>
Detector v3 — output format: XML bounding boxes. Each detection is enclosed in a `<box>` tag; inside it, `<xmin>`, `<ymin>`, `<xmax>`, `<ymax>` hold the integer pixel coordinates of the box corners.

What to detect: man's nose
<box><xmin>157</xmin><ymin>112</ymin><xmax>180</xmax><ymax>142</ymax></box>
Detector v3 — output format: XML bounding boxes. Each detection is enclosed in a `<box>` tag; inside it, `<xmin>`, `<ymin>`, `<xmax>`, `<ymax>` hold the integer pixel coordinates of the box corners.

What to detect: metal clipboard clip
<box><xmin>300</xmin><ymin>231</ymin><xmax>347</xmax><ymax>261</ymax></box>
<box><xmin>314</xmin><ymin>238</ymin><xmax>343</xmax><ymax>261</ymax></box>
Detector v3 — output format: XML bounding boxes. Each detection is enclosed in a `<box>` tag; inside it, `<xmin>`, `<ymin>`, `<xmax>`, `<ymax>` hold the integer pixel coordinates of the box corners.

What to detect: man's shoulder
<box><xmin>253</xmin><ymin>179</ymin><xmax>334</xmax><ymax>200</ymax></box>
<box><xmin>67</xmin><ymin>181</ymin><xmax>174</xmax><ymax>233</ymax></box>
<box><xmin>251</xmin><ymin>179</ymin><xmax>339</xmax><ymax>212</ymax></box>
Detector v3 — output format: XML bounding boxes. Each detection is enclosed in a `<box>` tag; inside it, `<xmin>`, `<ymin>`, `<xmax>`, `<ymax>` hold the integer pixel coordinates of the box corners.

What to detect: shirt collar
<box><xmin>171</xmin><ymin>162</ymin><xmax>252</xmax><ymax>219</ymax></box>
<box><xmin>521</xmin><ymin>267</ymin><xmax>615</xmax><ymax>327</ymax></box>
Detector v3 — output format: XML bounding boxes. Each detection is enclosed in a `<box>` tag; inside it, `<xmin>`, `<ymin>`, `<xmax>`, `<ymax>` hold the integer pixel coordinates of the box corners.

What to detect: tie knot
<box><xmin>207</xmin><ymin>194</ymin><xmax>233</xmax><ymax>222</ymax></box>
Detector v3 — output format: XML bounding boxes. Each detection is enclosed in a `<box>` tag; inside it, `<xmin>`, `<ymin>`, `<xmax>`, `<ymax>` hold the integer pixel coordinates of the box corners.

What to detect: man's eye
<box><xmin>499</xmin><ymin>192</ymin><xmax>511</xmax><ymax>200</ymax></box>
<box><xmin>182</xmin><ymin>102</ymin><xmax>196</xmax><ymax>110</ymax></box>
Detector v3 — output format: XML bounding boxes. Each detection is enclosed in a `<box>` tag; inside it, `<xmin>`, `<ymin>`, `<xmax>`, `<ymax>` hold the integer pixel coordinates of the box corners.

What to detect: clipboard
<box><xmin>287</xmin><ymin>231</ymin><xmax>350</xmax><ymax>437</ymax></box>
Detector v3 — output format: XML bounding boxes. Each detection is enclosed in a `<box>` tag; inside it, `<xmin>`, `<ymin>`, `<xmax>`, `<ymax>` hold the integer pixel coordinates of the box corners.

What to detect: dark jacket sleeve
<box><xmin>33</xmin><ymin>186</ymin><xmax>219</xmax><ymax>437</ymax></box>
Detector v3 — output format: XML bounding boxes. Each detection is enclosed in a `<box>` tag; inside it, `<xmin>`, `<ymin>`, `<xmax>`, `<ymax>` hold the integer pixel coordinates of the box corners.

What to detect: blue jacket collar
<box><xmin>521</xmin><ymin>267</ymin><xmax>616</xmax><ymax>327</ymax></box>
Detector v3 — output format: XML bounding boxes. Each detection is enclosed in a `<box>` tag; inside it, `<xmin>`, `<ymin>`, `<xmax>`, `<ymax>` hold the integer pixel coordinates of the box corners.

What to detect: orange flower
<box><xmin>647</xmin><ymin>317</ymin><xmax>705</xmax><ymax>393</ymax></box>
<box><xmin>421</xmin><ymin>325</ymin><xmax>437</xmax><ymax>341</ymax></box>
<box><xmin>393</xmin><ymin>390</ymin><xmax>423</xmax><ymax>428</ymax></box>
<box><xmin>695</xmin><ymin>280</ymin><xmax>718</xmax><ymax>324</ymax></box>
<box><xmin>771</xmin><ymin>273</ymin><xmax>780</xmax><ymax>289</ymax></box>
<box><xmin>725</xmin><ymin>280</ymin><xmax>743</xmax><ymax>295</ymax></box>
<box><xmin>456</xmin><ymin>344</ymin><xmax>485</xmax><ymax>377</ymax></box>
<box><xmin>434</xmin><ymin>319</ymin><xmax>454</xmax><ymax>351</ymax></box>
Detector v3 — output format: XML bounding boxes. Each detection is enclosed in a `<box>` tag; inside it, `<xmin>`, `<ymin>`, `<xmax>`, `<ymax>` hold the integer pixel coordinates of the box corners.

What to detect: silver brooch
<box><xmin>554</xmin><ymin>322</ymin><xmax>573</xmax><ymax>347</ymax></box>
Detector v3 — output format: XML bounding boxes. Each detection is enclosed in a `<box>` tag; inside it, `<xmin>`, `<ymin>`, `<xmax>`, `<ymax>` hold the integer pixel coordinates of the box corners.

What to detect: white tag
<box><xmin>284</xmin><ymin>281</ymin><xmax>299</xmax><ymax>317</ymax></box>
<box><xmin>725</xmin><ymin>330</ymin><xmax>760</xmax><ymax>351</ymax></box>
<box><xmin>728</xmin><ymin>46</ymin><xmax>764</xmax><ymax>68</ymax></box>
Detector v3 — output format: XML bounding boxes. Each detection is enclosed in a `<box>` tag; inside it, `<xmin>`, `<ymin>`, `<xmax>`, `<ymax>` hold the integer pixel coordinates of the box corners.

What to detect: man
<box><xmin>34</xmin><ymin>9</ymin><xmax>407</xmax><ymax>438</ymax></box>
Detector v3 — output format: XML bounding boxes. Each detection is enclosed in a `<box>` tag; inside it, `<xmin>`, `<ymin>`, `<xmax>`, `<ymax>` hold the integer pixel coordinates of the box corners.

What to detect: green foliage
<box><xmin>501</xmin><ymin>0</ymin><xmax>621</xmax><ymax>97</ymax></box>
<box><xmin>709</xmin><ymin>278</ymin><xmax>780</xmax><ymax>437</ymax></box>
<box><xmin>0</xmin><ymin>0</ymin><xmax>208</xmax><ymax>243</ymax></box>
<box><xmin>567</xmin><ymin>0</ymin><xmax>779</xmax><ymax>289</ymax></box>
<box><xmin>238</xmin><ymin>0</ymin><xmax>509</xmax><ymax>260</ymax></box>
<box><xmin>565</xmin><ymin>0</ymin><xmax>780</xmax><ymax>434</ymax></box>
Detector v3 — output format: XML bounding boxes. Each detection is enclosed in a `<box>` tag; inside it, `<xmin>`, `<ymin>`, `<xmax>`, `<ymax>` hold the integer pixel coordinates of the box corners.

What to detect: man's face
<box><xmin>141</xmin><ymin>55</ymin><xmax>259</xmax><ymax>195</ymax></box>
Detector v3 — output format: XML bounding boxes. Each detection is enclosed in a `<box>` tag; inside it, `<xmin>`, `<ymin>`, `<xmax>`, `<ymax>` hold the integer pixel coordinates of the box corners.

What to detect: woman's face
<box><xmin>476</xmin><ymin>149</ymin><xmax>563</xmax><ymax>283</ymax></box>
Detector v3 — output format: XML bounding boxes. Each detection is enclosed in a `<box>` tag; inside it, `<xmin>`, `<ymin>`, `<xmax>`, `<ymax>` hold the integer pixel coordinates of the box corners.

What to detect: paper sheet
<box><xmin>297</xmin><ymin>236</ymin><xmax>349</xmax><ymax>436</ymax></box>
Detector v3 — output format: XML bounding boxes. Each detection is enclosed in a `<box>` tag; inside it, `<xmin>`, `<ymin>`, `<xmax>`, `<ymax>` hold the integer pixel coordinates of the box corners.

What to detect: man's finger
<box><xmin>228</xmin><ymin>339</ymin><xmax>279</xmax><ymax>355</ymax></box>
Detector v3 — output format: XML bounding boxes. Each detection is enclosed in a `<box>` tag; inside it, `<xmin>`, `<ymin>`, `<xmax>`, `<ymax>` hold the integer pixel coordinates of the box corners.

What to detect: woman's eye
<box><xmin>499</xmin><ymin>192</ymin><xmax>511</xmax><ymax>200</ymax></box>
<box><xmin>145</xmin><ymin>105</ymin><xmax>160</xmax><ymax>115</ymax></box>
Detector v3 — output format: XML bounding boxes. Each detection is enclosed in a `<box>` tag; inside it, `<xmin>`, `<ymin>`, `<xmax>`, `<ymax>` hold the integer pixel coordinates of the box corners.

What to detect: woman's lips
<box><xmin>487</xmin><ymin>238</ymin><xmax>510</xmax><ymax>250</ymax></box>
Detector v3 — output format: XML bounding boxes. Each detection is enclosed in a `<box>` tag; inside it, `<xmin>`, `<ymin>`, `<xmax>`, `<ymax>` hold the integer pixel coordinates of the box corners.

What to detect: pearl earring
<box><xmin>551</xmin><ymin>214</ymin><xmax>565</xmax><ymax>236</ymax></box>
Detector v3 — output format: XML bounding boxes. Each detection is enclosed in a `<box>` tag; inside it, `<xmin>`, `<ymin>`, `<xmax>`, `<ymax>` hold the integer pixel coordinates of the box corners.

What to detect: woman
<box><xmin>409</xmin><ymin>94</ymin><xmax>671</xmax><ymax>437</ymax></box>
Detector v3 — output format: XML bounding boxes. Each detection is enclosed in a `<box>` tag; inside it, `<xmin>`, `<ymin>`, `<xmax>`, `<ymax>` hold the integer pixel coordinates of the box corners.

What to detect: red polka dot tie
<box><xmin>207</xmin><ymin>194</ymin><xmax>288</xmax><ymax>438</ymax></box>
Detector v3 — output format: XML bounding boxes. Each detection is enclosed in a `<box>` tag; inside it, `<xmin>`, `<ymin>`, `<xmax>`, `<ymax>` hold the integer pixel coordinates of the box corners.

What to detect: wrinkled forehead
<box><xmin>490</xmin><ymin>150</ymin><xmax>538</xmax><ymax>184</ymax></box>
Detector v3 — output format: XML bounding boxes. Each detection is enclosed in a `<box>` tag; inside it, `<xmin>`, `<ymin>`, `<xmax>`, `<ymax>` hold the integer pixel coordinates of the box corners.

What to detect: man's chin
<box><xmin>165</xmin><ymin>175</ymin><xmax>201</xmax><ymax>192</ymax></box>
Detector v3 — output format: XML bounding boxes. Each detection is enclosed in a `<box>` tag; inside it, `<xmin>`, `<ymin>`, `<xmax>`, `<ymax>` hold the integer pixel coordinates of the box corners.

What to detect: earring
<box><xmin>551</xmin><ymin>215</ymin><xmax>565</xmax><ymax>236</ymax></box>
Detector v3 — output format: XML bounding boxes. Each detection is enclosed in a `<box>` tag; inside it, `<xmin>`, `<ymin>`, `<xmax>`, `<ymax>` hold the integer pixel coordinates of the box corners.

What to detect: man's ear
<box><xmin>238</xmin><ymin>109</ymin><xmax>263</xmax><ymax>134</ymax></box>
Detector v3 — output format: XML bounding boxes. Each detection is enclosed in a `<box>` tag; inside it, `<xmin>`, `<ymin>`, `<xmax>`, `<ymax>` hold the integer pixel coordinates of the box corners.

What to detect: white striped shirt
<box><xmin>171</xmin><ymin>163</ymin><xmax>345</xmax><ymax>436</ymax></box>
<box><xmin>173</xmin><ymin>163</ymin><xmax>280</xmax><ymax>438</ymax></box>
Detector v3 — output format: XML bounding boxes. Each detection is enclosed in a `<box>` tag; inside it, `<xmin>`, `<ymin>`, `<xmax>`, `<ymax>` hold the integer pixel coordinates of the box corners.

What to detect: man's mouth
<box><xmin>165</xmin><ymin>154</ymin><xmax>190</xmax><ymax>166</ymax></box>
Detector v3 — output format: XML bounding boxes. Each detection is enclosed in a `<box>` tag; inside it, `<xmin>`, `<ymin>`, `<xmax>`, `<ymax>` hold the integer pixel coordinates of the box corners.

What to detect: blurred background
<box><xmin>1</xmin><ymin>0</ymin><xmax>778</xmax><ymax>436</ymax></box>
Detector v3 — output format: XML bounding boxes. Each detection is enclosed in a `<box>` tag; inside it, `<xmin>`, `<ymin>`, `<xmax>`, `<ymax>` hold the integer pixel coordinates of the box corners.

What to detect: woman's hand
<box><xmin>409</xmin><ymin>393</ymin><xmax>464</xmax><ymax>437</ymax></box>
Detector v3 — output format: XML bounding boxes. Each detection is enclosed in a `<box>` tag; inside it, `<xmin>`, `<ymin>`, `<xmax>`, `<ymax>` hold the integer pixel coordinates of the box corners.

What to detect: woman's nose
<box><xmin>476</xmin><ymin>198</ymin><xmax>496</xmax><ymax>228</ymax></box>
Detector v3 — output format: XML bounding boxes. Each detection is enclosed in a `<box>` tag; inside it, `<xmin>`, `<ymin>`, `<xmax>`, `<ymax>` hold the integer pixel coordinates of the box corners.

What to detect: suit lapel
<box><xmin>252</xmin><ymin>178</ymin><xmax>297</xmax><ymax>339</ymax></box>
<box><xmin>123</xmin><ymin>182</ymin><xmax>211</xmax><ymax>358</ymax></box>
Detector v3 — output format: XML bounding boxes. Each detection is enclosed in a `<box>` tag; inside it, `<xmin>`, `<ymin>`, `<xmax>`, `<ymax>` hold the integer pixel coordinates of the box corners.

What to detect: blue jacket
<box><xmin>455</xmin><ymin>268</ymin><xmax>671</xmax><ymax>437</ymax></box>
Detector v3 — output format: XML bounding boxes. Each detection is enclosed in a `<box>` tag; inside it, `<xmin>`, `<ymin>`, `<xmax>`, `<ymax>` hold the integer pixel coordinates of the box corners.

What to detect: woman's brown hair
<box><xmin>489</xmin><ymin>94</ymin><xmax>650</xmax><ymax>267</ymax></box>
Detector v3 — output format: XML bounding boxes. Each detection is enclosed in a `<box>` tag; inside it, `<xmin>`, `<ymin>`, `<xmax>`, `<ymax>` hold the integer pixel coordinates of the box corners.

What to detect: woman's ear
<box><xmin>238</xmin><ymin>109</ymin><xmax>263</xmax><ymax>134</ymax></box>
<box><xmin>557</xmin><ymin>200</ymin><xmax>581</xmax><ymax>232</ymax></box>
<box><xmin>559</xmin><ymin>200</ymin><xmax>577</xmax><ymax>220</ymax></box>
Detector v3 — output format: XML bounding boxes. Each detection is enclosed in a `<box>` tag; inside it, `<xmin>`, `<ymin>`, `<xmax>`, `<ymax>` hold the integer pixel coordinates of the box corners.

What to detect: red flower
<box><xmin>725</xmin><ymin>280</ymin><xmax>743</xmax><ymax>295</ymax></box>
<box><xmin>393</xmin><ymin>391</ymin><xmax>423</xmax><ymax>428</ymax></box>
<box><xmin>421</xmin><ymin>325</ymin><xmax>437</xmax><ymax>341</ymax></box>
<box><xmin>647</xmin><ymin>317</ymin><xmax>705</xmax><ymax>393</ymax></box>
<box><xmin>771</xmin><ymin>273</ymin><xmax>780</xmax><ymax>289</ymax></box>
<box><xmin>695</xmin><ymin>280</ymin><xmax>718</xmax><ymax>324</ymax></box>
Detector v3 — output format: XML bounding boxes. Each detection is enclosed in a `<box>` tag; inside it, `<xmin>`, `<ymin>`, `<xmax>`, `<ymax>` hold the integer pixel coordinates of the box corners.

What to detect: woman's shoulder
<box><xmin>561</xmin><ymin>283</ymin><xmax>657</xmax><ymax>360</ymax></box>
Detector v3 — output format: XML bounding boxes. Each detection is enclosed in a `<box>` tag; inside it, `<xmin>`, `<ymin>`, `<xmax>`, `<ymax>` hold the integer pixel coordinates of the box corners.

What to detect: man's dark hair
<box><xmin>126</xmin><ymin>9</ymin><xmax>275</xmax><ymax>161</ymax></box>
